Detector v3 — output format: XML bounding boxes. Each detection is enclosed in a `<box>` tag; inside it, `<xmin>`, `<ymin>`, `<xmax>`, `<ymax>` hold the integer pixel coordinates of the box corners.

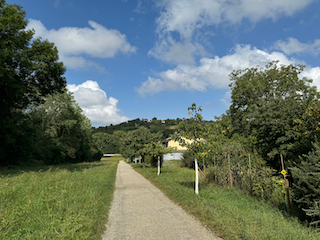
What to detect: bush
<box><xmin>181</xmin><ymin>151</ymin><xmax>194</xmax><ymax>168</ymax></box>
<box><xmin>145</xmin><ymin>155</ymin><xmax>163</xmax><ymax>167</ymax></box>
<box><xmin>291</xmin><ymin>142</ymin><xmax>320</xmax><ymax>227</ymax></box>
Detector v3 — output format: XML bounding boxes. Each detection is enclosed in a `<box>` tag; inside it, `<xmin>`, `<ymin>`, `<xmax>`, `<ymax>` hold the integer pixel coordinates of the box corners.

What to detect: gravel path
<box><xmin>101</xmin><ymin>160</ymin><xmax>222</xmax><ymax>240</ymax></box>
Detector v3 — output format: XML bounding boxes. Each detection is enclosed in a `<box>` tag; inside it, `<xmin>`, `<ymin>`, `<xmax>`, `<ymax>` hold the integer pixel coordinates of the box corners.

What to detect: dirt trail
<box><xmin>102</xmin><ymin>160</ymin><xmax>222</xmax><ymax>240</ymax></box>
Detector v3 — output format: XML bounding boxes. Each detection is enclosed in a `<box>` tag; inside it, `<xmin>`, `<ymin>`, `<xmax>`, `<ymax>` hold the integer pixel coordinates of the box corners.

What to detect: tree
<box><xmin>175</xmin><ymin>103</ymin><xmax>205</xmax><ymax>194</ymax></box>
<box><xmin>29</xmin><ymin>92</ymin><xmax>102</xmax><ymax>164</ymax></box>
<box><xmin>291</xmin><ymin>142</ymin><xmax>320</xmax><ymax>227</ymax></box>
<box><xmin>228</xmin><ymin>61</ymin><xmax>319</xmax><ymax>167</ymax></box>
<box><xmin>92</xmin><ymin>131</ymin><xmax>125</xmax><ymax>154</ymax></box>
<box><xmin>0</xmin><ymin>0</ymin><xmax>67</xmax><ymax>165</ymax></box>
<box><xmin>119</xmin><ymin>127</ymin><xmax>164</xmax><ymax>168</ymax></box>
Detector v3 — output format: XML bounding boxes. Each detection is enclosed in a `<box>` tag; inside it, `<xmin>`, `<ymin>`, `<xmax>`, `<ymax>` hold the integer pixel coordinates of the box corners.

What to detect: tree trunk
<box><xmin>249</xmin><ymin>154</ymin><xmax>253</xmax><ymax>181</ymax></box>
<box><xmin>280</xmin><ymin>154</ymin><xmax>290</xmax><ymax>213</ymax></box>
<box><xmin>214</xmin><ymin>154</ymin><xmax>217</xmax><ymax>183</ymax></box>
<box><xmin>228</xmin><ymin>154</ymin><xmax>233</xmax><ymax>188</ymax></box>
<box><xmin>203</xmin><ymin>157</ymin><xmax>206</xmax><ymax>180</ymax></box>
<box><xmin>142</xmin><ymin>155</ymin><xmax>145</xmax><ymax>168</ymax></box>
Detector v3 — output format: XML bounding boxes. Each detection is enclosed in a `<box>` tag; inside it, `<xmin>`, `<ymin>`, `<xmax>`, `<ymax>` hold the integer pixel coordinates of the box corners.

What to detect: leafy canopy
<box><xmin>228</xmin><ymin>61</ymin><xmax>319</xmax><ymax>166</ymax></box>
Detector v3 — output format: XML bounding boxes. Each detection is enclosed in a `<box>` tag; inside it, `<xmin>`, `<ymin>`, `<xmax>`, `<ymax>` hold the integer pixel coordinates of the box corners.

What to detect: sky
<box><xmin>8</xmin><ymin>0</ymin><xmax>320</xmax><ymax>127</ymax></box>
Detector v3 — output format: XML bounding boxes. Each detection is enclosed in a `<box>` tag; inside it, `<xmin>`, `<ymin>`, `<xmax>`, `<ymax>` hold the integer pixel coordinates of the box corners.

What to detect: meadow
<box><xmin>0</xmin><ymin>156</ymin><xmax>121</xmax><ymax>240</ymax></box>
<box><xmin>133</xmin><ymin>161</ymin><xmax>319</xmax><ymax>240</ymax></box>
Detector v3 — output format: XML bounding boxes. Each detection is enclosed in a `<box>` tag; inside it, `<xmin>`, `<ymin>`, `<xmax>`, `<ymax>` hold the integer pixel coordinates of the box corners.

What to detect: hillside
<box><xmin>92</xmin><ymin>118</ymin><xmax>181</xmax><ymax>138</ymax></box>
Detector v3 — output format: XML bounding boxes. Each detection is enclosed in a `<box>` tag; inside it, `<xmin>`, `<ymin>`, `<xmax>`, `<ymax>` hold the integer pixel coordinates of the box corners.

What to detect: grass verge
<box><xmin>0</xmin><ymin>156</ymin><xmax>121</xmax><ymax>240</ymax></box>
<box><xmin>132</xmin><ymin>161</ymin><xmax>319</xmax><ymax>240</ymax></box>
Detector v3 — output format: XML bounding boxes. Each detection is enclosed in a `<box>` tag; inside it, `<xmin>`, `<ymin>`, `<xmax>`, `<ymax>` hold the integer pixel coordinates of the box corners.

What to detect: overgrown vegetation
<box><xmin>133</xmin><ymin>161</ymin><xmax>319</xmax><ymax>240</ymax></box>
<box><xmin>92</xmin><ymin>117</ymin><xmax>181</xmax><ymax>136</ymax></box>
<box><xmin>0</xmin><ymin>156</ymin><xmax>121</xmax><ymax>239</ymax></box>
<box><xmin>169</xmin><ymin>62</ymin><xmax>320</xmax><ymax>229</ymax></box>
<box><xmin>0</xmin><ymin>0</ymin><xmax>102</xmax><ymax>166</ymax></box>
<box><xmin>91</xmin><ymin>118</ymin><xmax>181</xmax><ymax>154</ymax></box>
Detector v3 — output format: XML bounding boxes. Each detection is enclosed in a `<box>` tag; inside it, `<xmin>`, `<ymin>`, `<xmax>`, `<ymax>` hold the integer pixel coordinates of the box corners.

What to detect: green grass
<box><xmin>132</xmin><ymin>161</ymin><xmax>319</xmax><ymax>240</ymax></box>
<box><xmin>0</xmin><ymin>156</ymin><xmax>122</xmax><ymax>239</ymax></box>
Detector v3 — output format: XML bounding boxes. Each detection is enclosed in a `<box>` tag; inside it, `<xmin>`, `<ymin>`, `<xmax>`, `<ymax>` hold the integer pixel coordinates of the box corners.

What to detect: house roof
<box><xmin>162</xmin><ymin>137</ymin><xmax>172</xmax><ymax>144</ymax></box>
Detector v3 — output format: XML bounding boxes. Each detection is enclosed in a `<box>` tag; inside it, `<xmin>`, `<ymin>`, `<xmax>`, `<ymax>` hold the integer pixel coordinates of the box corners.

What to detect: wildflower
<box><xmin>281</xmin><ymin>170</ymin><xmax>287</xmax><ymax>175</ymax></box>
<box><xmin>202</xmin><ymin>152</ymin><xmax>204</xmax><ymax>155</ymax></box>
<box><xmin>279</xmin><ymin>180</ymin><xmax>284</xmax><ymax>185</ymax></box>
<box><xmin>208</xmin><ymin>149</ymin><xmax>211</xmax><ymax>152</ymax></box>
<box><xmin>272</xmin><ymin>178</ymin><xmax>275</xmax><ymax>181</ymax></box>
<box><xmin>222</xmin><ymin>130</ymin><xmax>226</xmax><ymax>134</ymax></box>
<box><xmin>189</xmin><ymin>112</ymin><xmax>192</xmax><ymax>116</ymax></box>
<box><xmin>197</xmin><ymin>143</ymin><xmax>200</xmax><ymax>146</ymax></box>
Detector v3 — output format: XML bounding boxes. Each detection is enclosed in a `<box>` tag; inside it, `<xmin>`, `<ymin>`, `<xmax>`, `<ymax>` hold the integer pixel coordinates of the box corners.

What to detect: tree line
<box><xmin>0</xmin><ymin>1</ymin><xmax>102</xmax><ymax>166</ymax></box>
<box><xmin>174</xmin><ymin>62</ymin><xmax>320</xmax><ymax>227</ymax></box>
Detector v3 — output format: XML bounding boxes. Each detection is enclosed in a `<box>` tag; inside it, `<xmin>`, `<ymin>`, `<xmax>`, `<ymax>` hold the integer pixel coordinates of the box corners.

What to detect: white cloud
<box><xmin>148</xmin><ymin>37</ymin><xmax>209</xmax><ymax>64</ymax></box>
<box><xmin>156</xmin><ymin>0</ymin><xmax>313</xmax><ymax>39</ymax></box>
<box><xmin>138</xmin><ymin>44</ymin><xmax>320</xmax><ymax>95</ymax></box>
<box><xmin>134</xmin><ymin>0</ymin><xmax>146</xmax><ymax>14</ymax></box>
<box><xmin>220</xmin><ymin>90</ymin><xmax>231</xmax><ymax>108</ymax></box>
<box><xmin>151</xmin><ymin>0</ymin><xmax>313</xmax><ymax>63</ymax></box>
<box><xmin>27</xmin><ymin>19</ymin><xmax>137</xmax><ymax>70</ymax></box>
<box><xmin>67</xmin><ymin>81</ymin><xmax>130</xmax><ymax>126</ymax></box>
<box><xmin>273</xmin><ymin>37</ymin><xmax>320</xmax><ymax>55</ymax></box>
<box><xmin>301</xmin><ymin>66</ymin><xmax>320</xmax><ymax>89</ymax></box>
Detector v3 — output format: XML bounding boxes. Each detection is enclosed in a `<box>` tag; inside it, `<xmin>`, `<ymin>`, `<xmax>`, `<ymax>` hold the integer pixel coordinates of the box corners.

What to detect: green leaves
<box><xmin>119</xmin><ymin>126</ymin><xmax>166</xmax><ymax>163</ymax></box>
<box><xmin>28</xmin><ymin>92</ymin><xmax>102</xmax><ymax>164</ymax></box>
<box><xmin>0</xmin><ymin>1</ymin><xmax>67</xmax><ymax>166</ymax></box>
<box><xmin>291</xmin><ymin>142</ymin><xmax>320</xmax><ymax>225</ymax></box>
<box><xmin>228</xmin><ymin>61</ymin><xmax>319</xmax><ymax>166</ymax></box>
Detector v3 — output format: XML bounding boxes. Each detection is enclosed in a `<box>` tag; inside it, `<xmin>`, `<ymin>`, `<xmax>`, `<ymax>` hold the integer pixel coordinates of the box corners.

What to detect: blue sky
<box><xmin>8</xmin><ymin>0</ymin><xmax>320</xmax><ymax>127</ymax></box>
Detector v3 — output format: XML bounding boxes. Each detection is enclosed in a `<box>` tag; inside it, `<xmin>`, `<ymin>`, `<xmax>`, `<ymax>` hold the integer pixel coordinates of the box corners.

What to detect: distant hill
<box><xmin>92</xmin><ymin>118</ymin><xmax>182</xmax><ymax>138</ymax></box>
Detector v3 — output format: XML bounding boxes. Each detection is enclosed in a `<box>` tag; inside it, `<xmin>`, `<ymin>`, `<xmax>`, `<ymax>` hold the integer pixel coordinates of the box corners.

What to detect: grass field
<box><xmin>0</xmin><ymin>156</ymin><xmax>121</xmax><ymax>240</ymax></box>
<box><xmin>132</xmin><ymin>161</ymin><xmax>319</xmax><ymax>240</ymax></box>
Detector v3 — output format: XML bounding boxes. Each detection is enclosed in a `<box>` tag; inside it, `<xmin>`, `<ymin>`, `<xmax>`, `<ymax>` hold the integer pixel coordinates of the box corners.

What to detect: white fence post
<box><xmin>195</xmin><ymin>158</ymin><xmax>199</xmax><ymax>195</ymax></box>
<box><xmin>157</xmin><ymin>156</ymin><xmax>160</xmax><ymax>176</ymax></box>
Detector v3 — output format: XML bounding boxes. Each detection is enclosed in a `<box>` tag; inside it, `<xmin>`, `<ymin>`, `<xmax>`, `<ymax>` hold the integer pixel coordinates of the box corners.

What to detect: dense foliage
<box><xmin>0</xmin><ymin>1</ymin><xmax>101</xmax><ymax>166</ymax></box>
<box><xmin>92</xmin><ymin>117</ymin><xmax>180</xmax><ymax>138</ymax></box>
<box><xmin>228</xmin><ymin>61</ymin><xmax>319</xmax><ymax>168</ymax></box>
<box><xmin>291</xmin><ymin>142</ymin><xmax>320</xmax><ymax>226</ymax></box>
<box><xmin>175</xmin><ymin>62</ymin><xmax>320</xmax><ymax>228</ymax></box>
<box><xmin>119</xmin><ymin>126</ymin><xmax>169</xmax><ymax>168</ymax></box>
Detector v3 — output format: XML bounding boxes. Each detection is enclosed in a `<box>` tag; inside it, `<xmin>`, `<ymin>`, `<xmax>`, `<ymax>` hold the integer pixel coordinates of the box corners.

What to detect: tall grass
<box><xmin>0</xmin><ymin>157</ymin><xmax>121</xmax><ymax>239</ymax></box>
<box><xmin>133</xmin><ymin>160</ymin><xmax>319</xmax><ymax>240</ymax></box>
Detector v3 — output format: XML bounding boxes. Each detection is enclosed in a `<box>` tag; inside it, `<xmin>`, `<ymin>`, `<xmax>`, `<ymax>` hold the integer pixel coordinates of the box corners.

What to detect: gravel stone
<box><xmin>102</xmin><ymin>160</ymin><xmax>222</xmax><ymax>240</ymax></box>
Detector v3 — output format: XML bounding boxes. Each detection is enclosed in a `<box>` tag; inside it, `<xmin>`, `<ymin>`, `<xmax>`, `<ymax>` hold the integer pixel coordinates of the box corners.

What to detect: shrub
<box><xmin>145</xmin><ymin>155</ymin><xmax>163</xmax><ymax>167</ymax></box>
<box><xmin>181</xmin><ymin>151</ymin><xmax>194</xmax><ymax>168</ymax></box>
<box><xmin>291</xmin><ymin>142</ymin><xmax>320</xmax><ymax>227</ymax></box>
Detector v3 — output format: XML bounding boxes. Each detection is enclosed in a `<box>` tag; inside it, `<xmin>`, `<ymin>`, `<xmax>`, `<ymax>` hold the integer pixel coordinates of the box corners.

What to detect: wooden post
<box><xmin>214</xmin><ymin>154</ymin><xmax>217</xmax><ymax>183</ymax></box>
<box><xmin>249</xmin><ymin>153</ymin><xmax>253</xmax><ymax>181</ymax></box>
<box><xmin>249</xmin><ymin>153</ymin><xmax>252</xmax><ymax>175</ymax></box>
<box><xmin>157</xmin><ymin>156</ymin><xmax>160</xmax><ymax>176</ymax></box>
<box><xmin>280</xmin><ymin>154</ymin><xmax>291</xmax><ymax>213</ymax></box>
<box><xmin>203</xmin><ymin>157</ymin><xmax>206</xmax><ymax>180</ymax></box>
<box><xmin>142</xmin><ymin>155</ymin><xmax>145</xmax><ymax>168</ymax></box>
<box><xmin>195</xmin><ymin>158</ymin><xmax>199</xmax><ymax>195</ymax></box>
<box><xmin>228</xmin><ymin>154</ymin><xmax>233</xmax><ymax>188</ymax></box>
